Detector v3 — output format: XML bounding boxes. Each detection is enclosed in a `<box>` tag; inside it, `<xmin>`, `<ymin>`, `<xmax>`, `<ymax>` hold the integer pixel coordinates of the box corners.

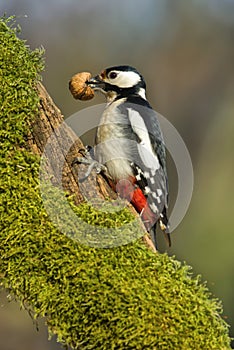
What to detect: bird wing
<box><xmin>117</xmin><ymin>98</ymin><xmax>169</xmax><ymax>217</ymax></box>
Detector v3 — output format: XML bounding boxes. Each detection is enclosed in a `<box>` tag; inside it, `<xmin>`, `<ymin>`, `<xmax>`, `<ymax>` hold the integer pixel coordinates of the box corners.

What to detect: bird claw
<box><xmin>72</xmin><ymin>147</ymin><xmax>106</xmax><ymax>182</ymax></box>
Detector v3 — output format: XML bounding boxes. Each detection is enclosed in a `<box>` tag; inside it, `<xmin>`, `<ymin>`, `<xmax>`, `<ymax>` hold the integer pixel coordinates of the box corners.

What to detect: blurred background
<box><xmin>1</xmin><ymin>0</ymin><xmax>234</xmax><ymax>349</ymax></box>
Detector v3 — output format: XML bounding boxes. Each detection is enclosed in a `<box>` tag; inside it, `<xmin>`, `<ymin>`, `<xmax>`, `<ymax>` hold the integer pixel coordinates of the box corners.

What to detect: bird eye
<box><xmin>109</xmin><ymin>72</ymin><xmax>118</xmax><ymax>79</ymax></box>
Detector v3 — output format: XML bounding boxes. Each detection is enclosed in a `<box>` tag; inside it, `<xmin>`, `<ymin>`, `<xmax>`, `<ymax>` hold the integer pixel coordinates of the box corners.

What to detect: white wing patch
<box><xmin>127</xmin><ymin>108</ymin><xmax>160</xmax><ymax>172</ymax></box>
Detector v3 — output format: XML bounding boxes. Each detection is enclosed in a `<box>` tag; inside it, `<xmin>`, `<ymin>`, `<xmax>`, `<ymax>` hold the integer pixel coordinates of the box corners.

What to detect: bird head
<box><xmin>86</xmin><ymin>65</ymin><xmax>146</xmax><ymax>102</ymax></box>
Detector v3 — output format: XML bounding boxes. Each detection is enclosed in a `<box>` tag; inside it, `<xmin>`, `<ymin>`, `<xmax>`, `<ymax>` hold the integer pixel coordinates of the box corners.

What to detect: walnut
<box><xmin>69</xmin><ymin>72</ymin><xmax>94</xmax><ymax>101</ymax></box>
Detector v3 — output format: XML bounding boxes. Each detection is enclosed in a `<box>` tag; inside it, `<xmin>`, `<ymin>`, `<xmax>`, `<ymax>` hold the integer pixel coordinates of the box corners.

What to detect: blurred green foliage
<box><xmin>0</xmin><ymin>16</ymin><xmax>232</xmax><ymax>349</ymax></box>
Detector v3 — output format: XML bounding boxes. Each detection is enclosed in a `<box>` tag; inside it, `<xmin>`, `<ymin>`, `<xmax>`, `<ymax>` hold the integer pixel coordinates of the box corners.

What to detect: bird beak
<box><xmin>86</xmin><ymin>75</ymin><xmax>105</xmax><ymax>90</ymax></box>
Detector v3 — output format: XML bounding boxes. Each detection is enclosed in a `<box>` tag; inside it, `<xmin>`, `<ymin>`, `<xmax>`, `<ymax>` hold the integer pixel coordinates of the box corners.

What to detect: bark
<box><xmin>27</xmin><ymin>82</ymin><xmax>156</xmax><ymax>252</ymax></box>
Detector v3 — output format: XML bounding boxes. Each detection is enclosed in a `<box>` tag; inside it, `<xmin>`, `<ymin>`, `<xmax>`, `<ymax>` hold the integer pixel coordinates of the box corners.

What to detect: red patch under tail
<box><xmin>115</xmin><ymin>178</ymin><xmax>156</xmax><ymax>231</ymax></box>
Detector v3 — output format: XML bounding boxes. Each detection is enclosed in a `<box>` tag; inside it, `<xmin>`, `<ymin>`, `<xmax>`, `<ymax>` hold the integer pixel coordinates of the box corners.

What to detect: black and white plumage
<box><xmin>87</xmin><ymin>65</ymin><xmax>171</xmax><ymax>247</ymax></box>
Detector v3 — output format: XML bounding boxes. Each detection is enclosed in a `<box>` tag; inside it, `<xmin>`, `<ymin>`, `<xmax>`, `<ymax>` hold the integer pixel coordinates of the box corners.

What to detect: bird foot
<box><xmin>72</xmin><ymin>146</ymin><xmax>107</xmax><ymax>183</ymax></box>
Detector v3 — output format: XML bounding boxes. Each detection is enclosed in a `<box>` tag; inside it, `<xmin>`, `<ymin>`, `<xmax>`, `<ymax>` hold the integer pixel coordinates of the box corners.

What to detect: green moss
<box><xmin>40</xmin><ymin>184</ymin><xmax>144</xmax><ymax>248</ymax></box>
<box><xmin>0</xmin><ymin>16</ymin><xmax>232</xmax><ymax>349</ymax></box>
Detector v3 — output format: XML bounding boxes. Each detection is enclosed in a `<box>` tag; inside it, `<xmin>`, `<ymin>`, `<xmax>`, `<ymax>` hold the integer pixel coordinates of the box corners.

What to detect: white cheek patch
<box><xmin>127</xmin><ymin>108</ymin><xmax>160</xmax><ymax>172</ymax></box>
<box><xmin>108</xmin><ymin>71</ymin><xmax>141</xmax><ymax>88</ymax></box>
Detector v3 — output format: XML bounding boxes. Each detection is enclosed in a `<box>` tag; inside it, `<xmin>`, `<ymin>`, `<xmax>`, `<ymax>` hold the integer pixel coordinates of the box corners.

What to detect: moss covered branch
<box><xmin>0</xmin><ymin>16</ymin><xmax>231</xmax><ymax>349</ymax></box>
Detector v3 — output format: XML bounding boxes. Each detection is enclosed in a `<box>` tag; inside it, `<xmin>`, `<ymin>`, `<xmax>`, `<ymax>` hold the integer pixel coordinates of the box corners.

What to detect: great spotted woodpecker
<box><xmin>79</xmin><ymin>65</ymin><xmax>171</xmax><ymax>247</ymax></box>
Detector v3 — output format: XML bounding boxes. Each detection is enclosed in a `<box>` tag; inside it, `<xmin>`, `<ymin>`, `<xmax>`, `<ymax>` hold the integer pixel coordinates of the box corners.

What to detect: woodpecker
<box><xmin>83</xmin><ymin>65</ymin><xmax>171</xmax><ymax>247</ymax></box>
